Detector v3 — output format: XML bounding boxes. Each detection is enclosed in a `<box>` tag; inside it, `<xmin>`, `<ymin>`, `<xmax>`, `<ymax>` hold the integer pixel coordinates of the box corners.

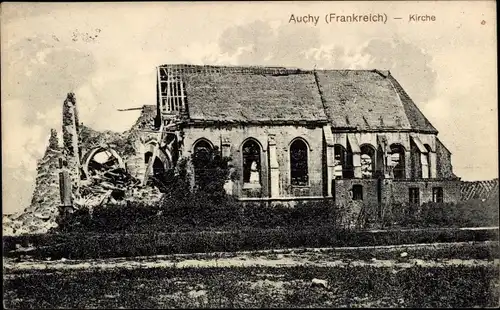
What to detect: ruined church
<box><xmin>57</xmin><ymin>64</ymin><xmax>460</xmax><ymax>210</ymax></box>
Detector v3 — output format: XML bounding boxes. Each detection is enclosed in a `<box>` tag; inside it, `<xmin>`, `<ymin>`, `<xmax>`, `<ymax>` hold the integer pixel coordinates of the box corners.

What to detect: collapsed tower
<box><xmin>57</xmin><ymin>92</ymin><xmax>179</xmax><ymax>214</ymax></box>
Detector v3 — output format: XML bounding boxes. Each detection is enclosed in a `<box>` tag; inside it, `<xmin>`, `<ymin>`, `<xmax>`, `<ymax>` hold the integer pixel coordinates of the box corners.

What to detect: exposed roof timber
<box><xmin>117</xmin><ymin>107</ymin><xmax>144</xmax><ymax>111</ymax></box>
<box><xmin>156</xmin><ymin>64</ymin><xmax>391</xmax><ymax>76</ymax></box>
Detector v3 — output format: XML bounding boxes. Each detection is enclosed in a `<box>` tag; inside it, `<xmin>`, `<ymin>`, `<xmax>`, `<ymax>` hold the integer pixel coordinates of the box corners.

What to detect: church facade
<box><xmin>121</xmin><ymin>64</ymin><xmax>461</xmax><ymax>207</ymax></box>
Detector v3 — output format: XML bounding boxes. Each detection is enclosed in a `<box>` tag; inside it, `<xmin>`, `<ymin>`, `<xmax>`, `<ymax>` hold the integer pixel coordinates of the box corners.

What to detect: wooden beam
<box><xmin>117</xmin><ymin>107</ymin><xmax>143</xmax><ymax>111</ymax></box>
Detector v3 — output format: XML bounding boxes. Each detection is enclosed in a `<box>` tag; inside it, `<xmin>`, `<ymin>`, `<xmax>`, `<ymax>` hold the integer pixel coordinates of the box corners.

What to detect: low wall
<box><xmin>332</xmin><ymin>178</ymin><xmax>461</xmax><ymax>206</ymax></box>
<box><xmin>384</xmin><ymin>179</ymin><xmax>461</xmax><ymax>205</ymax></box>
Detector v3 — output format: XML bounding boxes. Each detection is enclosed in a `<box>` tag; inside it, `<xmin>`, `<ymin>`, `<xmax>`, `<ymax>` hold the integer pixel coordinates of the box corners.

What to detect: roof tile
<box><xmin>156</xmin><ymin>65</ymin><xmax>438</xmax><ymax>133</ymax></box>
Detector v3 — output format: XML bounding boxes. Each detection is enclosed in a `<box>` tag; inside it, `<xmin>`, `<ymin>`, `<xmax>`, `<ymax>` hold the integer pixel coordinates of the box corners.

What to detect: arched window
<box><xmin>144</xmin><ymin>151</ymin><xmax>153</xmax><ymax>165</ymax></box>
<box><xmin>334</xmin><ymin>145</ymin><xmax>344</xmax><ymax>179</ymax></box>
<box><xmin>193</xmin><ymin>140</ymin><xmax>212</xmax><ymax>158</ymax></box>
<box><xmin>360</xmin><ymin>144</ymin><xmax>376</xmax><ymax>179</ymax></box>
<box><xmin>82</xmin><ymin>147</ymin><xmax>125</xmax><ymax>178</ymax></box>
<box><xmin>334</xmin><ymin>144</ymin><xmax>354</xmax><ymax>179</ymax></box>
<box><xmin>193</xmin><ymin>139</ymin><xmax>213</xmax><ymax>185</ymax></box>
<box><xmin>390</xmin><ymin>144</ymin><xmax>406</xmax><ymax>179</ymax></box>
<box><xmin>334</xmin><ymin>144</ymin><xmax>351</xmax><ymax>179</ymax></box>
<box><xmin>424</xmin><ymin>144</ymin><xmax>432</xmax><ymax>178</ymax></box>
<box><xmin>290</xmin><ymin>139</ymin><xmax>308</xmax><ymax>186</ymax></box>
<box><xmin>152</xmin><ymin>157</ymin><xmax>165</xmax><ymax>176</ymax></box>
<box><xmin>242</xmin><ymin>139</ymin><xmax>261</xmax><ymax>185</ymax></box>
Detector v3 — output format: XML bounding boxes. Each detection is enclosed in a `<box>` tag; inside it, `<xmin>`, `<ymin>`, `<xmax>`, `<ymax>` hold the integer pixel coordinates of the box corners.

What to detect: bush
<box><xmin>383</xmin><ymin>199</ymin><xmax>499</xmax><ymax>229</ymax></box>
<box><xmin>57</xmin><ymin>201</ymin><xmax>161</xmax><ymax>233</ymax></box>
<box><xmin>3</xmin><ymin>226</ymin><xmax>498</xmax><ymax>260</ymax></box>
<box><xmin>56</xmin><ymin>197</ymin><xmax>499</xmax><ymax>234</ymax></box>
<box><xmin>55</xmin><ymin>141</ymin><xmax>499</xmax><ymax>234</ymax></box>
<box><xmin>57</xmin><ymin>192</ymin><xmax>349</xmax><ymax>233</ymax></box>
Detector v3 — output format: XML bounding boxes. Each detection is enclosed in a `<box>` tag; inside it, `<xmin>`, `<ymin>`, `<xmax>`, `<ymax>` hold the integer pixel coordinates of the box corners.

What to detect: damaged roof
<box><xmin>157</xmin><ymin>64</ymin><xmax>438</xmax><ymax>133</ymax></box>
<box><xmin>131</xmin><ymin>105</ymin><xmax>157</xmax><ymax>130</ymax></box>
<box><xmin>315</xmin><ymin>70</ymin><xmax>437</xmax><ymax>133</ymax></box>
<box><xmin>180</xmin><ymin>67</ymin><xmax>328</xmax><ymax>125</ymax></box>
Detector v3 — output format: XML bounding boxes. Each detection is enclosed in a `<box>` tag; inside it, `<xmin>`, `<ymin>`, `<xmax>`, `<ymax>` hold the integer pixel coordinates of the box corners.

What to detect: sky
<box><xmin>1</xmin><ymin>1</ymin><xmax>497</xmax><ymax>214</ymax></box>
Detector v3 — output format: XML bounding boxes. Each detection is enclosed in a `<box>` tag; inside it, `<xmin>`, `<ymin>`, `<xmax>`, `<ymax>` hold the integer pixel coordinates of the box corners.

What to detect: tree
<box><xmin>192</xmin><ymin>146</ymin><xmax>231</xmax><ymax>202</ymax></box>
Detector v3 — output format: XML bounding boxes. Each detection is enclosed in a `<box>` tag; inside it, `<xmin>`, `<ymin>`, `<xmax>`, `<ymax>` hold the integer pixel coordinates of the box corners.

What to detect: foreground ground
<box><xmin>3</xmin><ymin>241</ymin><xmax>499</xmax><ymax>308</ymax></box>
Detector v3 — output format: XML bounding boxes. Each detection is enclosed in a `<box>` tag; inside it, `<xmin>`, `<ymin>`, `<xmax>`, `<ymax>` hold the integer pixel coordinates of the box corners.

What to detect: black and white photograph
<box><xmin>2</xmin><ymin>1</ymin><xmax>498</xmax><ymax>308</ymax></box>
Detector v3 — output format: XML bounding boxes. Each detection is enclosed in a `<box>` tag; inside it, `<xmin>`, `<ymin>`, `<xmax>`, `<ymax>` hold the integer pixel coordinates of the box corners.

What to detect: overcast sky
<box><xmin>1</xmin><ymin>1</ymin><xmax>497</xmax><ymax>214</ymax></box>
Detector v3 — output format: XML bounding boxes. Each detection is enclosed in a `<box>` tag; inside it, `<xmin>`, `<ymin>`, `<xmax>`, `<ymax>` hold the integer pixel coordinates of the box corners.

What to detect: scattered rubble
<box><xmin>311</xmin><ymin>278</ymin><xmax>329</xmax><ymax>289</ymax></box>
<box><xmin>75</xmin><ymin>146</ymin><xmax>163</xmax><ymax>211</ymax></box>
<box><xmin>75</xmin><ymin>167</ymin><xmax>163</xmax><ymax>211</ymax></box>
<box><xmin>4</xmin><ymin>95</ymin><xmax>166</xmax><ymax>237</ymax></box>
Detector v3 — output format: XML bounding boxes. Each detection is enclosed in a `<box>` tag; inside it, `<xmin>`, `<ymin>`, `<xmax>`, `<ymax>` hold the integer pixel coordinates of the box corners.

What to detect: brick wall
<box><xmin>383</xmin><ymin>179</ymin><xmax>461</xmax><ymax>205</ymax></box>
<box><xmin>333</xmin><ymin>179</ymin><xmax>380</xmax><ymax>206</ymax></box>
<box><xmin>332</xmin><ymin>178</ymin><xmax>460</xmax><ymax>206</ymax></box>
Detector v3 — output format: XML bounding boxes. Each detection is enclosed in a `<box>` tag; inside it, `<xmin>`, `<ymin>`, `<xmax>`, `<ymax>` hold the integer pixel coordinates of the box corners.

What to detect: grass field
<box><xmin>4</xmin><ymin>241</ymin><xmax>499</xmax><ymax>308</ymax></box>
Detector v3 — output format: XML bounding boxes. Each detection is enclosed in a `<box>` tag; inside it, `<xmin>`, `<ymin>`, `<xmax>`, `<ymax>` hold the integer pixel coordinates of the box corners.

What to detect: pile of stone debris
<box><xmin>75</xmin><ymin>146</ymin><xmax>164</xmax><ymax>210</ymax></box>
<box><xmin>4</xmin><ymin>163</ymin><xmax>164</xmax><ymax>237</ymax></box>
<box><xmin>77</xmin><ymin>166</ymin><xmax>163</xmax><ymax>210</ymax></box>
<box><xmin>78</xmin><ymin>167</ymin><xmax>140</xmax><ymax>207</ymax></box>
<box><xmin>3</xmin><ymin>208</ymin><xmax>59</xmax><ymax>236</ymax></box>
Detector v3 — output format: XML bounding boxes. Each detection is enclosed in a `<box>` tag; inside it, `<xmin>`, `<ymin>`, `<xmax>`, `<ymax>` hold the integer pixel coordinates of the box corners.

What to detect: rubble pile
<box><xmin>76</xmin><ymin>149</ymin><xmax>163</xmax><ymax>209</ymax></box>
<box><xmin>79</xmin><ymin>125</ymin><xmax>136</xmax><ymax>158</ymax></box>
<box><xmin>4</xmin><ymin>133</ymin><xmax>165</xmax><ymax>237</ymax></box>
<box><xmin>124</xmin><ymin>185</ymin><xmax>163</xmax><ymax>204</ymax></box>
<box><xmin>3</xmin><ymin>130</ymin><xmax>62</xmax><ymax>236</ymax></box>
<box><xmin>4</xmin><ymin>95</ymin><xmax>167</xmax><ymax>237</ymax></box>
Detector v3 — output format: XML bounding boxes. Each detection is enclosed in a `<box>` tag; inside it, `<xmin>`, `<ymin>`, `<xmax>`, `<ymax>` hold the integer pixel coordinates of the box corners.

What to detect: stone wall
<box><xmin>122</xmin><ymin>105</ymin><xmax>174</xmax><ymax>182</ymax></box>
<box><xmin>333</xmin><ymin>179</ymin><xmax>380</xmax><ymax>206</ymax></box>
<box><xmin>62</xmin><ymin>93</ymin><xmax>81</xmax><ymax>192</ymax></box>
<box><xmin>182</xmin><ymin>125</ymin><xmax>460</xmax><ymax>201</ymax></box>
<box><xmin>334</xmin><ymin>131</ymin><xmax>439</xmax><ymax>179</ymax></box>
<box><xmin>382</xmin><ymin>179</ymin><xmax>461</xmax><ymax>205</ymax></box>
<box><xmin>182</xmin><ymin>124</ymin><xmax>325</xmax><ymax>198</ymax></box>
<box><xmin>331</xmin><ymin>178</ymin><xmax>461</xmax><ymax>207</ymax></box>
<box><xmin>436</xmin><ymin>137</ymin><xmax>456</xmax><ymax>179</ymax></box>
<box><xmin>123</xmin><ymin>130</ymin><xmax>164</xmax><ymax>181</ymax></box>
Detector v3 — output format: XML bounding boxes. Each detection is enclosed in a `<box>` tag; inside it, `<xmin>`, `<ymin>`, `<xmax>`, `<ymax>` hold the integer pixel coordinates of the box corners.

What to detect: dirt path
<box><xmin>4</xmin><ymin>241</ymin><xmax>498</xmax><ymax>272</ymax></box>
